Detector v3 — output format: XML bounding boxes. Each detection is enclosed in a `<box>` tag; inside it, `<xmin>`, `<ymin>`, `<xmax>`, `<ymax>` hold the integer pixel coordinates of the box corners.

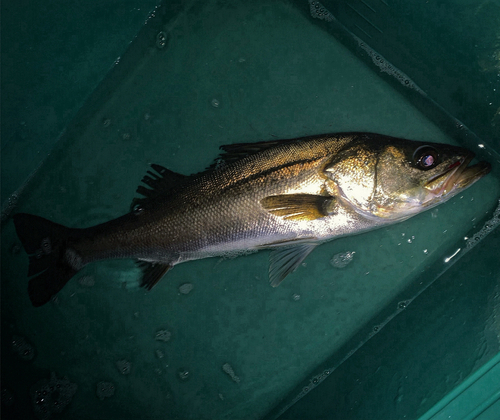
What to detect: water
<box><xmin>1</xmin><ymin>1</ymin><xmax>499</xmax><ymax>419</ymax></box>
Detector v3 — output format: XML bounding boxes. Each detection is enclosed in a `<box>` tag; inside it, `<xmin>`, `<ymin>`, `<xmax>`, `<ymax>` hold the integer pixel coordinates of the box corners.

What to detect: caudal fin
<box><xmin>13</xmin><ymin>213</ymin><xmax>83</xmax><ymax>307</ymax></box>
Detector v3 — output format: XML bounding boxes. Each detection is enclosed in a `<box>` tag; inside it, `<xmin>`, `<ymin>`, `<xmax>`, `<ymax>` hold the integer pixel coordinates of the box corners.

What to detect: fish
<box><xmin>13</xmin><ymin>132</ymin><xmax>491</xmax><ymax>307</ymax></box>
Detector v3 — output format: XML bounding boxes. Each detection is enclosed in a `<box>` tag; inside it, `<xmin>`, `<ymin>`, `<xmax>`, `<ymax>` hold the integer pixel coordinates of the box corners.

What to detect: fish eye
<box><xmin>413</xmin><ymin>146</ymin><xmax>439</xmax><ymax>170</ymax></box>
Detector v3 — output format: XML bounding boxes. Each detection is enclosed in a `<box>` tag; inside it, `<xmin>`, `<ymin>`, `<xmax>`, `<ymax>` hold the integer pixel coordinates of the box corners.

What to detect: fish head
<box><xmin>325</xmin><ymin>135</ymin><xmax>491</xmax><ymax>221</ymax></box>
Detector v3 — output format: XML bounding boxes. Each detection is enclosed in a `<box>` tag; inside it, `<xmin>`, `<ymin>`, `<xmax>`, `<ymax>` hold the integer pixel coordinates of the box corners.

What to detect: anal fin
<box><xmin>269</xmin><ymin>243</ymin><xmax>317</xmax><ymax>287</ymax></box>
<box><xmin>136</xmin><ymin>261</ymin><xmax>172</xmax><ymax>290</ymax></box>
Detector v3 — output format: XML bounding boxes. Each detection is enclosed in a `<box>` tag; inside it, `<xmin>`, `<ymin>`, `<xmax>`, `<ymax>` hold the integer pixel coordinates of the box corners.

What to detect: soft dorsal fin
<box><xmin>207</xmin><ymin>138</ymin><xmax>301</xmax><ymax>169</ymax></box>
<box><xmin>131</xmin><ymin>164</ymin><xmax>188</xmax><ymax>211</ymax></box>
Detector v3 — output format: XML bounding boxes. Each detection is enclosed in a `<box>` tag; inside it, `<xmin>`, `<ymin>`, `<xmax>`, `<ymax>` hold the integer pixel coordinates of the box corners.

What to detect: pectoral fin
<box><xmin>261</xmin><ymin>194</ymin><xmax>337</xmax><ymax>221</ymax></box>
<box><xmin>269</xmin><ymin>243</ymin><xmax>317</xmax><ymax>287</ymax></box>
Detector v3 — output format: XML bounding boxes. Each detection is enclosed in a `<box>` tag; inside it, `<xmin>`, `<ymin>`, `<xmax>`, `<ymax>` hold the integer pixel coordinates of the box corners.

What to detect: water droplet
<box><xmin>133</xmin><ymin>204</ymin><xmax>144</xmax><ymax>215</ymax></box>
<box><xmin>330</xmin><ymin>251</ymin><xmax>355</xmax><ymax>268</ymax></box>
<box><xmin>116</xmin><ymin>360</ymin><xmax>131</xmax><ymax>375</ymax></box>
<box><xmin>177</xmin><ymin>368</ymin><xmax>190</xmax><ymax>381</ymax></box>
<box><xmin>179</xmin><ymin>283</ymin><xmax>193</xmax><ymax>295</ymax></box>
<box><xmin>78</xmin><ymin>275</ymin><xmax>95</xmax><ymax>287</ymax></box>
<box><xmin>155</xmin><ymin>329</ymin><xmax>171</xmax><ymax>342</ymax></box>
<box><xmin>156</xmin><ymin>31</ymin><xmax>167</xmax><ymax>49</ymax></box>
<box><xmin>1</xmin><ymin>388</ymin><xmax>14</xmax><ymax>407</ymax></box>
<box><xmin>96</xmin><ymin>381</ymin><xmax>115</xmax><ymax>400</ymax></box>
<box><xmin>12</xmin><ymin>335</ymin><xmax>35</xmax><ymax>361</ymax></box>
<box><xmin>398</xmin><ymin>300</ymin><xmax>410</xmax><ymax>310</ymax></box>
<box><xmin>30</xmin><ymin>373</ymin><xmax>77</xmax><ymax>418</ymax></box>
<box><xmin>222</xmin><ymin>363</ymin><xmax>240</xmax><ymax>383</ymax></box>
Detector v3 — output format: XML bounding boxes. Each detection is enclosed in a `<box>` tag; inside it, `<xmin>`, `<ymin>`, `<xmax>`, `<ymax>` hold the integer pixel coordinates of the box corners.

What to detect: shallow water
<box><xmin>2</xmin><ymin>1</ymin><xmax>500</xmax><ymax>419</ymax></box>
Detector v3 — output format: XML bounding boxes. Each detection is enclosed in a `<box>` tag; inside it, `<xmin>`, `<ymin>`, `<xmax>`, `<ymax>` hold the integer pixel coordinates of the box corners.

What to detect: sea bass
<box><xmin>13</xmin><ymin>132</ymin><xmax>490</xmax><ymax>306</ymax></box>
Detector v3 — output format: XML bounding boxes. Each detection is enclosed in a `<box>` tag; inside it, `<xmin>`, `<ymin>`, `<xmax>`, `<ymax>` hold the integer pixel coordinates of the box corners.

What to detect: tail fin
<box><xmin>13</xmin><ymin>213</ymin><xmax>83</xmax><ymax>307</ymax></box>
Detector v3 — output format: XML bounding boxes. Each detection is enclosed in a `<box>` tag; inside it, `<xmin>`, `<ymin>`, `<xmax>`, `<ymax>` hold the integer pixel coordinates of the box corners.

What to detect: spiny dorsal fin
<box><xmin>261</xmin><ymin>194</ymin><xmax>337</xmax><ymax>221</ymax></box>
<box><xmin>207</xmin><ymin>138</ymin><xmax>301</xmax><ymax>169</ymax></box>
<box><xmin>269</xmin><ymin>244</ymin><xmax>317</xmax><ymax>287</ymax></box>
<box><xmin>136</xmin><ymin>261</ymin><xmax>172</xmax><ymax>290</ymax></box>
<box><xmin>131</xmin><ymin>164</ymin><xmax>188</xmax><ymax>211</ymax></box>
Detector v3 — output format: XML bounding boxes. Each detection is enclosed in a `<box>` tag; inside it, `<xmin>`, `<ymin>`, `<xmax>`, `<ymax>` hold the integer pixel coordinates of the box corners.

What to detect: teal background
<box><xmin>2</xmin><ymin>1</ymin><xmax>499</xmax><ymax>419</ymax></box>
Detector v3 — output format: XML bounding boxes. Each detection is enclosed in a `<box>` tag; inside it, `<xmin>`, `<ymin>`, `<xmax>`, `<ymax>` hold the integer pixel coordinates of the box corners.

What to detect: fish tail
<box><xmin>13</xmin><ymin>213</ymin><xmax>84</xmax><ymax>307</ymax></box>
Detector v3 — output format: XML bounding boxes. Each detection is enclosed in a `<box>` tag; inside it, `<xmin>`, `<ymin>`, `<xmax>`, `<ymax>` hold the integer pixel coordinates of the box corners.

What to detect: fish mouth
<box><xmin>424</xmin><ymin>154</ymin><xmax>491</xmax><ymax>199</ymax></box>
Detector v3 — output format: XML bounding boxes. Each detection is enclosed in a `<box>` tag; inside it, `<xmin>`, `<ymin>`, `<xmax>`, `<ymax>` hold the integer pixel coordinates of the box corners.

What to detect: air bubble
<box><xmin>292</xmin><ymin>293</ymin><xmax>301</xmax><ymax>301</ymax></box>
<box><xmin>102</xmin><ymin>118</ymin><xmax>111</xmax><ymax>128</ymax></box>
<box><xmin>96</xmin><ymin>381</ymin><xmax>115</xmax><ymax>401</ymax></box>
<box><xmin>211</xmin><ymin>98</ymin><xmax>220</xmax><ymax>108</ymax></box>
<box><xmin>357</xmin><ymin>41</ymin><xmax>421</xmax><ymax>92</ymax></box>
<box><xmin>466</xmin><ymin>199</ymin><xmax>500</xmax><ymax>250</ymax></box>
<box><xmin>308</xmin><ymin>0</ymin><xmax>334</xmax><ymax>22</ymax></box>
<box><xmin>330</xmin><ymin>251</ymin><xmax>355</xmax><ymax>268</ymax></box>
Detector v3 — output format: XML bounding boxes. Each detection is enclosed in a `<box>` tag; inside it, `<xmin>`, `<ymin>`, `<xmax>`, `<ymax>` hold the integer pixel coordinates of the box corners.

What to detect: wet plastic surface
<box><xmin>1</xmin><ymin>1</ymin><xmax>499</xmax><ymax>419</ymax></box>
